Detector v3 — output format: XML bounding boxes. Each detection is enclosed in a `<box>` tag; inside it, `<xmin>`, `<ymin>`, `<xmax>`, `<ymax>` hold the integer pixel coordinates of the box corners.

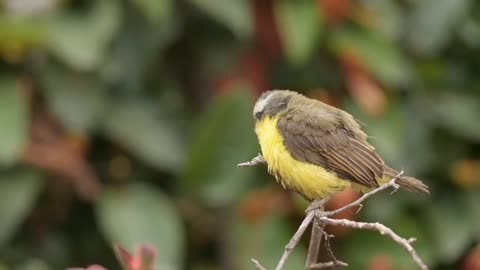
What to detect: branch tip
<box><xmin>237</xmin><ymin>154</ymin><xmax>265</xmax><ymax>167</ymax></box>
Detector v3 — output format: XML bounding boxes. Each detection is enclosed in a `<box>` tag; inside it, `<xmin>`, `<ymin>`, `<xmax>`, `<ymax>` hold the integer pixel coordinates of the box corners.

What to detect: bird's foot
<box><xmin>305</xmin><ymin>199</ymin><xmax>327</xmax><ymax>214</ymax></box>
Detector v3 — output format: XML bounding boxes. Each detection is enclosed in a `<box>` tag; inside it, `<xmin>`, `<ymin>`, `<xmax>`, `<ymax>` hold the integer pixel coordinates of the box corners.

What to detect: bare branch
<box><xmin>324</xmin><ymin>171</ymin><xmax>403</xmax><ymax>217</ymax></box>
<box><xmin>251</xmin><ymin>258</ymin><xmax>268</xmax><ymax>270</ymax></box>
<box><xmin>319</xmin><ymin>217</ymin><xmax>428</xmax><ymax>270</ymax></box>
<box><xmin>237</xmin><ymin>154</ymin><xmax>265</xmax><ymax>167</ymax></box>
<box><xmin>274</xmin><ymin>211</ymin><xmax>315</xmax><ymax>270</ymax></box>
<box><xmin>247</xmin><ymin>171</ymin><xmax>428</xmax><ymax>270</ymax></box>
<box><xmin>309</xmin><ymin>260</ymin><xmax>348</xmax><ymax>269</ymax></box>
<box><xmin>323</xmin><ymin>233</ymin><xmax>338</xmax><ymax>262</ymax></box>
<box><xmin>305</xmin><ymin>213</ymin><xmax>325</xmax><ymax>267</ymax></box>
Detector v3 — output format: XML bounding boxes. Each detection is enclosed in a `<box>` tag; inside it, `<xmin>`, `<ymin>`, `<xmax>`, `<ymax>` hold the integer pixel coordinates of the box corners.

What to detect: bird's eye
<box><xmin>255</xmin><ymin>111</ymin><xmax>263</xmax><ymax>120</ymax></box>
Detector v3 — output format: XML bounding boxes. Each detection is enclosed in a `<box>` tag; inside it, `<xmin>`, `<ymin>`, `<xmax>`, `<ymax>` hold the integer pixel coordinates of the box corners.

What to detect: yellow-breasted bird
<box><xmin>252</xmin><ymin>90</ymin><xmax>429</xmax><ymax>200</ymax></box>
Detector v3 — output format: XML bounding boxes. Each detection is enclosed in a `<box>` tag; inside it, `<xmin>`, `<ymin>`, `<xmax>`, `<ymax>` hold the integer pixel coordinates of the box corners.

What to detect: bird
<box><xmin>252</xmin><ymin>90</ymin><xmax>429</xmax><ymax>201</ymax></box>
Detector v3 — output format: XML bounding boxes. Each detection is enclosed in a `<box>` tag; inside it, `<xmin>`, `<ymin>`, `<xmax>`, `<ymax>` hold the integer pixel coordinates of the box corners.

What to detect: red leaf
<box><xmin>252</xmin><ymin>0</ymin><xmax>282</xmax><ymax>61</ymax></box>
<box><xmin>325</xmin><ymin>189</ymin><xmax>360</xmax><ymax>237</ymax></box>
<box><xmin>346</xmin><ymin>70</ymin><xmax>387</xmax><ymax>117</ymax></box>
<box><xmin>212</xmin><ymin>50</ymin><xmax>269</xmax><ymax>98</ymax></box>
<box><xmin>341</xmin><ymin>53</ymin><xmax>387</xmax><ymax>117</ymax></box>
<box><xmin>240</xmin><ymin>186</ymin><xmax>291</xmax><ymax>224</ymax></box>
<box><xmin>114</xmin><ymin>243</ymin><xmax>159</xmax><ymax>270</ymax></box>
<box><xmin>463</xmin><ymin>245</ymin><xmax>480</xmax><ymax>270</ymax></box>
<box><xmin>369</xmin><ymin>254</ymin><xmax>393</xmax><ymax>270</ymax></box>
<box><xmin>317</xmin><ymin>0</ymin><xmax>353</xmax><ymax>25</ymax></box>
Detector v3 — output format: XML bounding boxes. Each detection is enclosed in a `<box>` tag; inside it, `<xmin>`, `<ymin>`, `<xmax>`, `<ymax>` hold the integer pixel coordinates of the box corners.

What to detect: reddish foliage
<box><xmin>317</xmin><ymin>0</ymin><xmax>353</xmax><ymax>25</ymax></box>
<box><xmin>325</xmin><ymin>189</ymin><xmax>360</xmax><ymax>237</ymax></box>
<box><xmin>369</xmin><ymin>254</ymin><xmax>393</xmax><ymax>270</ymax></box>
<box><xmin>22</xmin><ymin>110</ymin><xmax>101</xmax><ymax>201</ymax></box>
<box><xmin>451</xmin><ymin>159</ymin><xmax>480</xmax><ymax>189</ymax></box>
<box><xmin>308</xmin><ymin>89</ymin><xmax>342</xmax><ymax>108</ymax></box>
<box><xmin>252</xmin><ymin>0</ymin><xmax>282</xmax><ymax>62</ymax></box>
<box><xmin>114</xmin><ymin>244</ymin><xmax>158</xmax><ymax>270</ymax></box>
<box><xmin>340</xmin><ymin>53</ymin><xmax>387</xmax><ymax>117</ymax></box>
<box><xmin>240</xmin><ymin>186</ymin><xmax>291</xmax><ymax>224</ymax></box>
<box><xmin>213</xmin><ymin>49</ymin><xmax>269</xmax><ymax>98</ymax></box>
<box><xmin>463</xmin><ymin>246</ymin><xmax>480</xmax><ymax>270</ymax></box>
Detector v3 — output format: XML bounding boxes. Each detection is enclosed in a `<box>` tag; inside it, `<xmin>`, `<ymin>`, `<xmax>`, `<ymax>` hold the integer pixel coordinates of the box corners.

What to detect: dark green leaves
<box><xmin>131</xmin><ymin>0</ymin><xmax>173</xmax><ymax>24</ymax></box>
<box><xmin>407</xmin><ymin>0</ymin><xmax>472</xmax><ymax>55</ymax></box>
<box><xmin>47</xmin><ymin>0</ymin><xmax>121</xmax><ymax>71</ymax></box>
<box><xmin>331</xmin><ymin>29</ymin><xmax>411</xmax><ymax>86</ymax></box>
<box><xmin>275</xmin><ymin>0</ymin><xmax>323</xmax><ymax>66</ymax></box>
<box><xmin>0</xmin><ymin>77</ymin><xmax>29</xmax><ymax>167</ymax></box>
<box><xmin>97</xmin><ymin>182</ymin><xmax>184</xmax><ymax>270</ymax></box>
<box><xmin>102</xmin><ymin>99</ymin><xmax>185</xmax><ymax>173</ymax></box>
<box><xmin>426</xmin><ymin>197</ymin><xmax>474</xmax><ymax>263</ymax></box>
<box><xmin>426</xmin><ymin>92</ymin><xmax>480</xmax><ymax>142</ymax></box>
<box><xmin>190</xmin><ymin>0</ymin><xmax>253</xmax><ymax>39</ymax></box>
<box><xmin>0</xmin><ymin>169</ymin><xmax>43</xmax><ymax>247</ymax></box>
<box><xmin>183</xmin><ymin>87</ymin><xmax>257</xmax><ymax>206</ymax></box>
<box><xmin>41</xmin><ymin>67</ymin><xmax>108</xmax><ymax>133</ymax></box>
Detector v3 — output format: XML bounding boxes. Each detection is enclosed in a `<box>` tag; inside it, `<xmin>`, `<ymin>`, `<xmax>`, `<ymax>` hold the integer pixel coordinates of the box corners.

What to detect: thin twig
<box><xmin>306</xmin><ymin>216</ymin><xmax>324</xmax><ymax>267</ymax></box>
<box><xmin>237</xmin><ymin>154</ymin><xmax>265</xmax><ymax>167</ymax></box>
<box><xmin>309</xmin><ymin>260</ymin><xmax>349</xmax><ymax>269</ymax></box>
<box><xmin>251</xmin><ymin>258</ymin><xmax>268</xmax><ymax>270</ymax></box>
<box><xmin>324</xmin><ymin>171</ymin><xmax>403</xmax><ymax>217</ymax></box>
<box><xmin>240</xmin><ymin>158</ymin><xmax>428</xmax><ymax>270</ymax></box>
<box><xmin>305</xmin><ymin>200</ymin><xmax>327</xmax><ymax>268</ymax></box>
<box><xmin>273</xmin><ymin>211</ymin><xmax>315</xmax><ymax>270</ymax></box>
<box><xmin>323</xmin><ymin>233</ymin><xmax>337</xmax><ymax>262</ymax></box>
<box><xmin>319</xmin><ymin>217</ymin><xmax>428</xmax><ymax>270</ymax></box>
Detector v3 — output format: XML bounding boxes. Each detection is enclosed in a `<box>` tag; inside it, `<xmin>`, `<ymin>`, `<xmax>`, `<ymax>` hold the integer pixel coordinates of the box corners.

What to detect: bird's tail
<box><xmin>385</xmin><ymin>167</ymin><xmax>430</xmax><ymax>194</ymax></box>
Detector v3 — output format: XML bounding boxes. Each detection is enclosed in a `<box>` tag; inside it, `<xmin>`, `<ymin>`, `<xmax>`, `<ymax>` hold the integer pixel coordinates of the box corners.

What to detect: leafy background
<box><xmin>0</xmin><ymin>0</ymin><xmax>480</xmax><ymax>269</ymax></box>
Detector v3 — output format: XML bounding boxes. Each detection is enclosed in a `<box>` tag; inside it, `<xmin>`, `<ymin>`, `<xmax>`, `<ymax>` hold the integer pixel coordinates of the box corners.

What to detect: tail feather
<box><xmin>385</xmin><ymin>167</ymin><xmax>429</xmax><ymax>194</ymax></box>
<box><xmin>396</xmin><ymin>176</ymin><xmax>429</xmax><ymax>194</ymax></box>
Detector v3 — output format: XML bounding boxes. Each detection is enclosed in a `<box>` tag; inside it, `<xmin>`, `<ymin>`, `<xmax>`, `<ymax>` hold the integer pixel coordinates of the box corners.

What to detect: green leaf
<box><xmin>427</xmin><ymin>197</ymin><xmax>474</xmax><ymax>263</ymax></box>
<box><xmin>189</xmin><ymin>0</ymin><xmax>253</xmax><ymax>39</ymax></box>
<box><xmin>102</xmin><ymin>99</ymin><xmax>185</xmax><ymax>173</ymax></box>
<box><xmin>96</xmin><ymin>182</ymin><xmax>184</xmax><ymax>270</ymax></box>
<box><xmin>407</xmin><ymin>0</ymin><xmax>472</xmax><ymax>55</ymax></box>
<box><xmin>47</xmin><ymin>0</ymin><xmax>121</xmax><ymax>71</ymax></box>
<box><xmin>130</xmin><ymin>0</ymin><xmax>173</xmax><ymax>24</ymax></box>
<box><xmin>0</xmin><ymin>169</ymin><xmax>43</xmax><ymax>247</ymax></box>
<box><xmin>359</xmin><ymin>0</ymin><xmax>404</xmax><ymax>41</ymax></box>
<box><xmin>460</xmin><ymin>15</ymin><xmax>480</xmax><ymax>48</ymax></box>
<box><xmin>0</xmin><ymin>16</ymin><xmax>48</xmax><ymax>50</ymax></box>
<box><xmin>17</xmin><ymin>259</ymin><xmax>51</xmax><ymax>270</ymax></box>
<box><xmin>274</xmin><ymin>0</ymin><xmax>323</xmax><ymax>67</ymax></box>
<box><xmin>330</xmin><ymin>28</ymin><xmax>411</xmax><ymax>86</ymax></box>
<box><xmin>233</xmin><ymin>213</ymin><xmax>305</xmax><ymax>270</ymax></box>
<box><xmin>41</xmin><ymin>66</ymin><xmax>108</xmax><ymax>133</ymax></box>
<box><xmin>182</xmin><ymin>87</ymin><xmax>257</xmax><ymax>206</ymax></box>
<box><xmin>426</xmin><ymin>92</ymin><xmax>480</xmax><ymax>142</ymax></box>
<box><xmin>465</xmin><ymin>190</ymin><xmax>480</xmax><ymax>239</ymax></box>
<box><xmin>0</xmin><ymin>77</ymin><xmax>29</xmax><ymax>167</ymax></box>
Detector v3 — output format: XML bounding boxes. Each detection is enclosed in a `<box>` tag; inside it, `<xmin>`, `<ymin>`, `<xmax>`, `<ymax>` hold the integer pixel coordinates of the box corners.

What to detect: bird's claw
<box><xmin>305</xmin><ymin>199</ymin><xmax>327</xmax><ymax>214</ymax></box>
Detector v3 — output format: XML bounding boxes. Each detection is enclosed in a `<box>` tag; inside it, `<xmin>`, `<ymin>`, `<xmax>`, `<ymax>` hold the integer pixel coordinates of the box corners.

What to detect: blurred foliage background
<box><xmin>0</xmin><ymin>0</ymin><xmax>480</xmax><ymax>269</ymax></box>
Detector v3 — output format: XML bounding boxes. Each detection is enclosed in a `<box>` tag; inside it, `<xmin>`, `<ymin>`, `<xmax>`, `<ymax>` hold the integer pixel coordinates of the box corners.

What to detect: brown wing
<box><xmin>277</xmin><ymin>107</ymin><xmax>385</xmax><ymax>188</ymax></box>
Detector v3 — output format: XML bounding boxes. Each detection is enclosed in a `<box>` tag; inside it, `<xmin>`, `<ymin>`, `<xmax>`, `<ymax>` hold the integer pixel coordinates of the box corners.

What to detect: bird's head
<box><xmin>253</xmin><ymin>90</ymin><xmax>299</xmax><ymax>121</ymax></box>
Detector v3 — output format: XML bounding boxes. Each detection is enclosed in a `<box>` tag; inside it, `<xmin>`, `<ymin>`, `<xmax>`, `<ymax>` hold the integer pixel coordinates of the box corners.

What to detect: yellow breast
<box><xmin>255</xmin><ymin>116</ymin><xmax>349</xmax><ymax>200</ymax></box>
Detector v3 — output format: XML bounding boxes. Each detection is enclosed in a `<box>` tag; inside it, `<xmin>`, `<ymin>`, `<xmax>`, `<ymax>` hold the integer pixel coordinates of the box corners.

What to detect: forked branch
<box><xmin>237</xmin><ymin>157</ymin><xmax>428</xmax><ymax>270</ymax></box>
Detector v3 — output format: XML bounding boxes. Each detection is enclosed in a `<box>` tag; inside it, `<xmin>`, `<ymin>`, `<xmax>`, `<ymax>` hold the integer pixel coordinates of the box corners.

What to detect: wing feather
<box><xmin>278</xmin><ymin>108</ymin><xmax>384</xmax><ymax>188</ymax></box>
